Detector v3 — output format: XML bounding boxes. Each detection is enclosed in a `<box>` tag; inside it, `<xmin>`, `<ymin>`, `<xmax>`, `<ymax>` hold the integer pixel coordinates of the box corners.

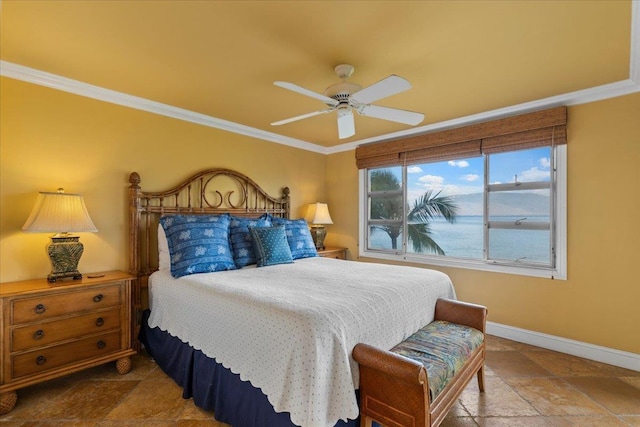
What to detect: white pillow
<box><xmin>158</xmin><ymin>223</ymin><xmax>170</xmax><ymax>271</ymax></box>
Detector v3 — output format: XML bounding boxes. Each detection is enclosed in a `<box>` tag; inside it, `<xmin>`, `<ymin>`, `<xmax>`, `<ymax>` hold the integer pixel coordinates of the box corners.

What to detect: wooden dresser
<box><xmin>0</xmin><ymin>271</ymin><xmax>136</xmax><ymax>414</ymax></box>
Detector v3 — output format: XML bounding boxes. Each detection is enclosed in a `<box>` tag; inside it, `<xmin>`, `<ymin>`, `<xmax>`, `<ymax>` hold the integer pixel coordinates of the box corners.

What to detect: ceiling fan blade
<box><xmin>357</xmin><ymin>104</ymin><xmax>425</xmax><ymax>126</ymax></box>
<box><xmin>350</xmin><ymin>75</ymin><xmax>412</xmax><ymax>104</ymax></box>
<box><xmin>271</xmin><ymin>108</ymin><xmax>334</xmax><ymax>126</ymax></box>
<box><xmin>337</xmin><ymin>109</ymin><xmax>355</xmax><ymax>139</ymax></box>
<box><xmin>274</xmin><ymin>81</ymin><xmax>339</xmax><ymax>106</ymax></box>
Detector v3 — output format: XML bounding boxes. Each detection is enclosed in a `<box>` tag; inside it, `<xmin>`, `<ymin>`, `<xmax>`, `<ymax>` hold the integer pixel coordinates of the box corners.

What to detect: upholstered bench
<box><xmin>353</xmin><ymin>298</ymin><xmax>487</xmax><ymax>427</ymax></box>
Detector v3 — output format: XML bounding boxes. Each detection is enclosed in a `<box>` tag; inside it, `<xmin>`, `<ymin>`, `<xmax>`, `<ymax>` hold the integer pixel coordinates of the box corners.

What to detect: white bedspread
<box><xmin>147</xmin><ymin>257</ymin><xmax>456</xmax><ymax>427</ymax></box>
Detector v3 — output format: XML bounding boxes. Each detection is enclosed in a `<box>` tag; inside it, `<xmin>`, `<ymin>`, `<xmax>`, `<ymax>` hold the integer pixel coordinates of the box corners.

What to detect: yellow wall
<box><xmin>0</xmin><ymin>77</ymin><xmax>327</xmax><ymax>282</ymax></box>
<box><xmin>2</xmin><ymin>76</ymin><xmax>639</xmax><ymax>355</ymax></box>
<box><xmin>327</xmin><ymin>92</ymin><xmax>640</xmax><ymax>354</ymax></box>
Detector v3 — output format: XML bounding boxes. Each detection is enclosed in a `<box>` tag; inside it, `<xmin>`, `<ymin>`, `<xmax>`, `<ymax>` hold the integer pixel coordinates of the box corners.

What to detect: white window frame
<box><xmin>358</xmin><ymin>145</ymin><xmax>567</xmax><ymax>280</ymax></box>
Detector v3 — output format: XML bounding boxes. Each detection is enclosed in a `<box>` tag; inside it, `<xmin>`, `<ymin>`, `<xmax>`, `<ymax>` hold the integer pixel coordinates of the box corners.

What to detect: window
<box><xmin>357</xmin><ymin>107</ymin><xmax>567</xmax><ymax>279</ymax></box>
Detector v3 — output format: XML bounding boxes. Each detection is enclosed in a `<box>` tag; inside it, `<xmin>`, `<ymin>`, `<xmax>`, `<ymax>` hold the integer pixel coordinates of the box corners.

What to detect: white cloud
<box><xmin>407</xmin><ymin>166</ymin><xmax>423</xmax><ymax>174</ymax></box>
<box><xmin>461</xmin><ymin>174</ymin><xmax>479</xmax><ymax>182</ymax></box>
<box><xmin>418</xmin><ymin>175</ymin><xmax>445</xmax><ymax>186</ymax></box>
<box><xmin>518</xmin><ymin>167</ymin><xmax>550</xmax><ymax>182</ymax></box>
<box><xmin>539</xmin><ymin>157</ymin><xmax>551</xmax><ymax>169</ymax></box>
<box><xmin>448</xmin><ymin>160</ymin><xmax>470</xmax><ymax>168</ymax></box>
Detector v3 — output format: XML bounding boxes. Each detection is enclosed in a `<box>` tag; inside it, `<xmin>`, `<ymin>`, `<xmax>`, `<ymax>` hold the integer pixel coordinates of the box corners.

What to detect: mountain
<box><xmin>450</xmin><ymin>192</ymin><xmax>550</xmax><ymax>216</ymax></box>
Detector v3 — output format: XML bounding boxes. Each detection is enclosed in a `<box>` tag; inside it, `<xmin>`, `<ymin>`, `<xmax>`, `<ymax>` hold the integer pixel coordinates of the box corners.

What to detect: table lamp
<box><xmin>305</xmin><ymin>202</ymin><xmax>333</xmax><ymax>250</ymax></box>
<box><xmin>22</xmin><ymin>188</ymin><xmax>98</xmax><ymax>283</ymax></box>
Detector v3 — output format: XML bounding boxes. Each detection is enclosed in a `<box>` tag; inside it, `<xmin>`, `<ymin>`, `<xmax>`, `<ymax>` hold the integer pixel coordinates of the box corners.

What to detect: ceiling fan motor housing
<box><xmin>323</xmin><ymin>81</ymin><xmax>362</xmax><ymax>105</ymax></box>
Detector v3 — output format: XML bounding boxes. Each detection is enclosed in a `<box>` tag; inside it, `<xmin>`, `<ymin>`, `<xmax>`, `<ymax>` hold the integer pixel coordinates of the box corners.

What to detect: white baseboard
<box><xmin>486</xmin><ymin>321</ymin><xmax>640</xmax><ymax>372</ymax></box>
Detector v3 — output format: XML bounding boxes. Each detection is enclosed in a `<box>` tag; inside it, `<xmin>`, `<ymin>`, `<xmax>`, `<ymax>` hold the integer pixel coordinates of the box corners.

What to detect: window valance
<box><xmin>355</xmin><ymin>106</ymin><xmax>567</xmax><ymax>169</ymax></box>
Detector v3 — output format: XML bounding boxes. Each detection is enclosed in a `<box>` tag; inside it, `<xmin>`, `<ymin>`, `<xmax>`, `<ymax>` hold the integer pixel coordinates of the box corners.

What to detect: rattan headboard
<box><xmin>127</xmin><ymin>168</ymin><xmax>290</xmax><ymax>348</ymax></box>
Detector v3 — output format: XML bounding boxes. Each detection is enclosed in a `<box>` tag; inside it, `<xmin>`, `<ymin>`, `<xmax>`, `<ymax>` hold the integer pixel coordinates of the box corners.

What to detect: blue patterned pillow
<box><xmin>272</xmin><ymin>218</ymin><xmax>318</xmax><ymax>260</ymax></box>
<box><xmin>249</xmin><ymin>226</ymin><xmax>293</xmax><ymax>267</ymax></box>
<box><xmin>229</xmin><ymin>215</ymin><xmax>272</xmax><ymax>268</ymax></box>
<box><xmin>160</xmin><ymin>214</ymin><xmax>236</xmax><ymax>278</ymax></box>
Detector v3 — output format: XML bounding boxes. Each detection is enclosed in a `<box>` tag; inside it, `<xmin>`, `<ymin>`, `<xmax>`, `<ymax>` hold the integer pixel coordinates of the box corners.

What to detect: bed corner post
<box><xmin>282</xmin><ymin>187</ymin><xmax>290</xmax><ymax>219</ymax></box>
<box><xmin>128</xmin><ymin>172</ymin><xmax>142</xmax><ymax>352</ymax></box>
<box><xmin>129</xmin><ymin>172</ymin><xmax>141</xmax><ymax>276</ymax></box>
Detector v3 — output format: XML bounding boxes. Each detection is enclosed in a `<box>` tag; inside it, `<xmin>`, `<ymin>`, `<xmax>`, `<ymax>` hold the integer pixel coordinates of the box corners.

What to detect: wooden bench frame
<box><xmin>353</xmin><ymin>298</ymin><xmax>487</xmax><ymax>427</ymax></box>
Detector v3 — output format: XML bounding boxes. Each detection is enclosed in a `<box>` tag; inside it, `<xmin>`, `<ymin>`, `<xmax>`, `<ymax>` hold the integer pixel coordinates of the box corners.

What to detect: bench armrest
<box><xmin>353</xmin><ymin>343</ymin><xmax>427</xmax><ymax>386</ymax></box>
<box><xmin>434</xmin><ymin>298</ymin><xmax>487</xmax><ymax>333</ymax></box>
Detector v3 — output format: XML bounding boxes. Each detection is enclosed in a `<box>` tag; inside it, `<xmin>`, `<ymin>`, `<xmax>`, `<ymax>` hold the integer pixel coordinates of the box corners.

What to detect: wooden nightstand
<box><xmin>0</xmin><ymin>271</ymin><xmax>136</xmax><ymax>414</ymax></box>
<box><xmin>317</xmin><ymin>247</ymin><xmax>347</xmax><ymax>260</ymax></box>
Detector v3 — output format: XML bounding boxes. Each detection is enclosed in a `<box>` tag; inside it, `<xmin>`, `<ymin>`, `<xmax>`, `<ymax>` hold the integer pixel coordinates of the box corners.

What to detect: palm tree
<box><xmin>370</xmin><ymin>170</ymin><xmax>458</xmax><ymax>254</ymax></box>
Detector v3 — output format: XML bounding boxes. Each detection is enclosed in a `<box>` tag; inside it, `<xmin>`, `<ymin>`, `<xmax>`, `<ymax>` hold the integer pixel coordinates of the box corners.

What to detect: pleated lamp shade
<box><xmin>22</xmin><ymin>189</ymin><xmax>98</xmax><ymax>233</ymax></box>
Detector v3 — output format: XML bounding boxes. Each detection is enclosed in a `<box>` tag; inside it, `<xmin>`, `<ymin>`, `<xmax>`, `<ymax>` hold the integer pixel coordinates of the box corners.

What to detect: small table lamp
<box><xmin>22</xmin><ymin>188</ymin><xmax>98</xmax><ymax>283</ymax></box>
<box><xmin>305</xmin><ymin>202</ymin><xmax>333</xmax><ymax>250</ymax></box>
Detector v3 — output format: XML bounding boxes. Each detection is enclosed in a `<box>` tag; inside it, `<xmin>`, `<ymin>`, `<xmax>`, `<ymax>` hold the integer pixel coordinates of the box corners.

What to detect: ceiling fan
<box><xmin>271</xmin><ymin>64</ymin><xmax>425</xmax><ymax>139</ymax></box>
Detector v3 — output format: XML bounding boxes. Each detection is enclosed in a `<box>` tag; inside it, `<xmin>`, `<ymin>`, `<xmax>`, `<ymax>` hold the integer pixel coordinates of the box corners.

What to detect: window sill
<box><xmin>359</xmin><ymin>249</ymin><xmax>566</xmax><ymax>280</ymax></box>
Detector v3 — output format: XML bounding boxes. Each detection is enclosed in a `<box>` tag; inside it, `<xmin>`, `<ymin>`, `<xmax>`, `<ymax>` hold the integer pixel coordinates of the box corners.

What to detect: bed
<box><xmin>128</xmin><ymin>168</ymin><xmax>456</xmax><ymax>427</ymax></box>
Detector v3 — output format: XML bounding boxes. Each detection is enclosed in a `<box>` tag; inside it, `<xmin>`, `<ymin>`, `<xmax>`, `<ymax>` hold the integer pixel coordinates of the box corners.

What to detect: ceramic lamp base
<box><xmin>310</xmin><ymin>225</ymin><xmax>327</xmax><ymax>250</ymax></box>
<box><xmin>46</xmin><ymin>235</ymin><xmax>84</xmax><ymax>283</ymax></box>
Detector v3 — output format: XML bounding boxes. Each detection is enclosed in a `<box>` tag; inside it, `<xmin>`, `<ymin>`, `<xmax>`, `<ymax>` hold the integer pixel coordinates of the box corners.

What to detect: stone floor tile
<box><xmin>179</xmin><ymin>400</ymin><xmax>228</xmax><ymax>423</ymax></box>
<box><xmin>504</xmin><ymin>377</ymin><xmax>609</xmax><ymax>416</ymax></box>
<box><xmin>621</xmin><ymin>415</ymin><xmax>640</xmax><ymax>426</ymax></box>
<box><xmin>18</xmin><ymin>422</ymin><xmax>98</xmax><ymax>427</ymax></box>
<box><xmin>0</xmin><ymin>377</ymin><xmax>76</xmax><ymax>421</ymax></box>
<box><xmin>556</xmin><ymin>416</ymin><xmax>632</xmax><ymax>426</ymax></box>
<box><xmin>459</xmin><ymin>375</ymin><xmax>539</xmax><ymax>417</ymax></box>
<box><xmin>564</xmin><ymin>376</ymin><xmax>640</xmax><ymax>415</ymax></box>
<box><xmin>96</xmin><ymin>421</ymin><xmax>176</xmax><ymax>427</ymax></box>
<box><xmin>621</xmin><ymin>377</ymin><xmax>640</xmax><ymax>390</ymax></box>
<box><xmin>103</xmin><ymin>377</ymin><xmax>187</xmax><ymax>420</ymax></box>
<box><xmin>474</xmin><ymin>416</ymin><xmax>572</xmax><ymax>426</ymax></box>
<box><xmin>176</xmin><ymin>421</ymin><xmax>235</xmax><ymax>427</ymax></box>
<box><xmin>440</xmin><ymin>416</ymin><xmax>479</xmax><ymax>427</ymax></box>
<box><xmin>485</xmin><ymin>351</ymin><xmax>552</xmax><ymax>378</ymax></box>
<box><xmin>524</xmin><ymin>350</ymin><xmax>640</xmax><ymax>378</ymax></box>
<box><xmin>28</xmin><ymin>380</ymin><xmax>138</xmax><ymax>420</ymax></box>
<box><xmin>485</xmin><ymin>336</ymin><xmax>546</xmax><ymax>352</ymax></box>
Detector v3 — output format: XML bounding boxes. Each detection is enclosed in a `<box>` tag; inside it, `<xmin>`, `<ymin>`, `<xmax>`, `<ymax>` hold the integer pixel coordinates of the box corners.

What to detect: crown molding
<box><xmin>2</xmin><ymin>1</ymin><xmax>638</xmax><ymax>156</ymax></box>
<box><xmin>0</xmin><ymin>61</ymin><xmax>328</xmax><ymax>155</ymax></box>
<box><xmin>328</xmin><ymin>78</ymin><xmax>640</xmax><ymax>154</ymax></box>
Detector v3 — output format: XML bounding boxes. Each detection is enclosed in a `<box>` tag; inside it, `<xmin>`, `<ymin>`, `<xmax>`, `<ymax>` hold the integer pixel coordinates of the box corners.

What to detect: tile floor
<box><xmin>1</xmin><ymin>335</ymin><xmax>639</xmax><ymax>426</ymax></box>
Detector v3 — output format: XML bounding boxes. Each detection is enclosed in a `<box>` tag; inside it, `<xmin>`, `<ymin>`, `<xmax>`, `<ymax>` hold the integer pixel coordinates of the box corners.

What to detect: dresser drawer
<box><xmin>11</xmin><ymin>284</ymin><xmax>122</xmax><ymax>325</ymax></box>
<box><xmin>11</xmin><ymin>308</ymin><xmax>121</xmax><ymax>352</ymax></box>
<box><xmin>12</xmin><ymin>331</ymin><xmax>122</xmax><ymax>378</ymax></box>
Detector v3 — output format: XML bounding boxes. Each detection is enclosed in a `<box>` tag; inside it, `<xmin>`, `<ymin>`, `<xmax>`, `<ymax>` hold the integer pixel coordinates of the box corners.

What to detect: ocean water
<box><xmin>369</xmin><ymin>215</ymin><xmax>551</xmax><ymax>265</ymax></box>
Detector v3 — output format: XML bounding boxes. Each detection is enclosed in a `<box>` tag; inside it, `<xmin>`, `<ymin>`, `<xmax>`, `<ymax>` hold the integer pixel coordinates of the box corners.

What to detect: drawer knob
<box><xmin>34</xmin><ymin>304</ymin><xmax>46</xmax><ymax>314</ymax></box>
<box><xmin>97</xmin><ymin>340</ymin><xmax>106</xmax><ymax>349</ymax></box>
<box><xmin>36</xmin><ymin>355</ymin><xmax>47</xmax><ymax>365</ymax></box>
<box><xmin>93</xmin><ymin>294</ymin><xmax>103</xmax><ymax>303</ymax></box>
<box><xmin>95</xmin><ymin>317</ymin><xmax>104</xmax><ymax>327</ymax></box>
<box><xmin>33</xmin><ymin>329</ymin><xmax>45</xmax><ymax>340</ymax></box>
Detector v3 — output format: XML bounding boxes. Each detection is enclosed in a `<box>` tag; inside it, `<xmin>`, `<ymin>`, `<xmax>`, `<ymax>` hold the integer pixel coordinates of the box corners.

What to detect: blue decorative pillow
<box><xmin>249</xmin><ymin>226</ymin><xmax>293</xmax><ymax>267</ymax></box>
<box><xmin>272</xmin><ymin>218</ymin><xmax>318</xmax><ymax>260</ymax></box>
<box><xmin>160</xmin><ymin>214</ymin><xmax>236</xmax><ymax>278</ymax></box>
<box><xmin>229</xmin><ymin>215</ymin><xmax>272</xmax><ymax>268</ymax></box>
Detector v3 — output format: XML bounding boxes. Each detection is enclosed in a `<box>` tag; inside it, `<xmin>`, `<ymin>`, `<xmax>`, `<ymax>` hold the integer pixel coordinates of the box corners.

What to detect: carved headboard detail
<box><xmin>127</xmin><ymin>168</ymin><xmax>290</xmax><ymax>349</ymax></box>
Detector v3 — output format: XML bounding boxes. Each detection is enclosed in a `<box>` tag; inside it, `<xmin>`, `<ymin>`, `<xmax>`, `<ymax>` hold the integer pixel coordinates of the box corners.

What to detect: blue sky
<box><xmin>404</xmin><ymin>147</ymin><xmax>551</xmax><ymax>202</ymax></box>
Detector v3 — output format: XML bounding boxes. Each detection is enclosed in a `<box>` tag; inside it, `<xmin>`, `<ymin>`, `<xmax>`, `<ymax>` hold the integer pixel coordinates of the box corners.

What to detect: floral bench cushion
<box><xmin>390</xmin><ymin>320</ymin><xmax>484</xmax><ymax>401</ymax></box>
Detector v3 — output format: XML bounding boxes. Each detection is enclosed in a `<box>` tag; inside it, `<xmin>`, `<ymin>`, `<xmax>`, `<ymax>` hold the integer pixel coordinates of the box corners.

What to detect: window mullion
<box><xmin>402</xmin><ymin>165</ymin><xmax>408</xmax><ymax>254</ymax></box>
<box><xmin>550</xmin><ymin>145</ymin><xmax>557</xmax><ymax>268</ymax></box>
<box><xmin>483</xmin><ymin>155</ymin><xmax>489</xmax><ymax>261</ymax></box>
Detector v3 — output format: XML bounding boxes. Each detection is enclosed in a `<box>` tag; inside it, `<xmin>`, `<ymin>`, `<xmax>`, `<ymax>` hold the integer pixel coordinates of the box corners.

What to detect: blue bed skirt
<box><xmin>139</xmin><ymin>310</ymin><xmax>359</xmax><ymax>427</ymax></box>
